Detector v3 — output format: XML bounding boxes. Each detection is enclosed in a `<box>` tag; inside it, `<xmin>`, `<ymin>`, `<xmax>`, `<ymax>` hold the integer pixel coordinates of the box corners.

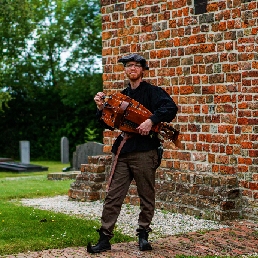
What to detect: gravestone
<box><xmin>72</xmin><ymin>142</ymin><xmax>105</xmax><ymax>170</ymax></box>
<box><xmin>61</xmin><ymin>137</ymin><xmax>69</xmax><ymax>163</ymax></box>
<box><xmin>19</xmin><ymin>141</ymin><xmax>30</xmax><ymax>164</ymax></box>
<box><xmin>0</xmin><ymin>142</ymin><xmax>48</xmax><ymax>172</ymax></box>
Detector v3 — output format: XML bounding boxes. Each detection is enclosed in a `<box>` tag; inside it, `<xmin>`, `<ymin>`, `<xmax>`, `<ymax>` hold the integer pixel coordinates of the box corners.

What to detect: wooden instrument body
<box><xmin>101</xmin><ymin>92</ymin><xmax>180</xmax><ymax>144</ymax></box>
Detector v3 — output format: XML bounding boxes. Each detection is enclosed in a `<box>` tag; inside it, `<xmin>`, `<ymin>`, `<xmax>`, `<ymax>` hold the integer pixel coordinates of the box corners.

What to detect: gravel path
<box><xmin>20</xmin><ymin>195</ymin><xmax>226</xmax><ymax>240</ymax></box>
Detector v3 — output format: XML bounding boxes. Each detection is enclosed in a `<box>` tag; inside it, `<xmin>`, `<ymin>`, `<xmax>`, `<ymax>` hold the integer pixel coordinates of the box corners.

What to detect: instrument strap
<box><xmin>105</xmin><ymin>132</ymin><xmax>132</xmax><ymax>192</ymax></box>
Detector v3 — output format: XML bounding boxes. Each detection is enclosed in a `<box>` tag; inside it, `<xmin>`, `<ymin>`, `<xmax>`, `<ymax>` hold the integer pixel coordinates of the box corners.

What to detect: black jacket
<box><xmin>97</xmin><ymin>81</ymin><xmax>178</xmax><ymax>154</ymax></box>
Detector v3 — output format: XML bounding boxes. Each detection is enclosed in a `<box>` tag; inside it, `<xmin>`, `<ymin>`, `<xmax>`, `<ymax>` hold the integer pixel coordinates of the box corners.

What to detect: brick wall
<box><xmin>98</xmin><ymin>0</ymin><xmax>258</xmax><ymax>220</ymax></box>
<box><xmin>67</xmin><ymin>0</ymin><xmax>258</xmax><ymax>220</ymax></box>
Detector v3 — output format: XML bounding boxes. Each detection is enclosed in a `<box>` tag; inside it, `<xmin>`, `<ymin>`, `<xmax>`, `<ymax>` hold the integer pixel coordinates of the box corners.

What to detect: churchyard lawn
<box><xmin>0</xmin><ymin>161</ymin><xmax>132</xmax><ymax>256</ymax></box>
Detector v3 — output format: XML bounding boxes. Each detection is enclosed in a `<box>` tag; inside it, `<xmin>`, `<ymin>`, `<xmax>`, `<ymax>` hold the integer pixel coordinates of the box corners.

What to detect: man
<box><xmin>87</xmin><ymin>53</ymin><xmax>178</xmax><ymax>253</ymax></box>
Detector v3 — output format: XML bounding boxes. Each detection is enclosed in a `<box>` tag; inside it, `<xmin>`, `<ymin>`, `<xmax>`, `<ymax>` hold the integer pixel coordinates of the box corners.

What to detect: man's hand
<box><xmin>94</xmin><ymin>92</ymin><xmax>105</xmax><ymax>110</ymax></box>
<box><xmin>137</xmin><ymin>119</ymin><xmax>153</xmax><ymax>135</ymax></box>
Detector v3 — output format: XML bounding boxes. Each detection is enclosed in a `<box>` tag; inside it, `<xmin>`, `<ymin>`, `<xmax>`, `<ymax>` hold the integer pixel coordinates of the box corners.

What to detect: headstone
<box><xmin>61</xmin><ymin>137</ymin><xmax>69</xmax><ymax>164</ymax></box>
<box><xmin>72</xmin><ymin>142</ymin><xmax>105</xmax><ymax>170</ymax></box>
<box><xmin>19</xmin><ymin>141</ymin><xmax>30</xmax><ymax>164</ymax></box>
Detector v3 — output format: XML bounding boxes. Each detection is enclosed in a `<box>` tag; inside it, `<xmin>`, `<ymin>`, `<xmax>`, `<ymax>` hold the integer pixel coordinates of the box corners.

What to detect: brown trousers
<box><xmin>100</xmin><ymin>149</ymin><xmax>158</xmax><ymax>237</ymax></box>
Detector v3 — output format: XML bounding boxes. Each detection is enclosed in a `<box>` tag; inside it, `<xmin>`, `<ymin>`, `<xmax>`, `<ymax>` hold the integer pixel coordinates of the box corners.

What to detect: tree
<box><xmin>0</xmin><ymin>0</ymin><xmax>35</xmax><ymax>110</ymax></box>
<box><xmin>0</xmin><ymin>0</ymin><xmax>103</xmax><ymax>160</ymax></box>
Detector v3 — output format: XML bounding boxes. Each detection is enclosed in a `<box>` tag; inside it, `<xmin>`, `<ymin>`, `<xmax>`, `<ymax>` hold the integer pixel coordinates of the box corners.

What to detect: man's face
<box><xmin>124</xmin><ymin>61</ymin><xmax>143</xmax><ymax>81</ymax></box>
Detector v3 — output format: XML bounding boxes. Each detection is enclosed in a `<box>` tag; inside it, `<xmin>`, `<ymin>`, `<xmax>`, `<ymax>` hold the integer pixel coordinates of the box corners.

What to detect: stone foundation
<box><xmin>68</xmin><ymin>155</ymin><xmax>242</xmax><ymax>221</ymax></box>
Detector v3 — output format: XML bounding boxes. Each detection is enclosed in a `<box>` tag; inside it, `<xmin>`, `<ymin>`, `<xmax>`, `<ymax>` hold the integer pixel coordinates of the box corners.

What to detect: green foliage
<box><xmin>0</xmin><ymin>91</ymin><xmax>12</xmax><ymax>111</ymax></box>
<box><xmin>0</xmin><ymin>0</ymin><xmax>34</xmax><ymax>56</ymax></box>
<box><xmin>0</xmin><ymin>0</ymin><xmax>36</xmax><ymax>96</ymax></box>
<box><xmin>84</xmin><ymin>127</ymin><xmax>99</xmax><ymax>142</ymax></box>
<box><xmin>0</xmin><ymin>0</ymin><xmax>103</xmax><ymax>160</ymax></box>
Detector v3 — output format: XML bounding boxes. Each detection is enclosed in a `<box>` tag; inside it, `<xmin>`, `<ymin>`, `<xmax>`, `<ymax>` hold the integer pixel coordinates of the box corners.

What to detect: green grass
<box><xmin>0</xmin><ymin>175</ymin><xmax>71</xmax><ymax>200</ymax></box>
<box><xmin>0</xmin><ymin>161</ymin><xmax>133</xmax><ymax>256</ymax></box>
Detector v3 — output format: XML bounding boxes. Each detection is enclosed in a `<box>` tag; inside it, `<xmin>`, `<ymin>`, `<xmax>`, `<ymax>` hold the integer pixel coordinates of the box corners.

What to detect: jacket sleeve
<box><xmin>149</xmin><ymin>87</ymin><xmax>178</xmax><ymax>125</ymax></box>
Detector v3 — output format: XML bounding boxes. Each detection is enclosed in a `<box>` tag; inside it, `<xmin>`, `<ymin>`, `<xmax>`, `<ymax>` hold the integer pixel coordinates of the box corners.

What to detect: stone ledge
<box><xmin>47</xmin><ymin>171</ymin><xmax>80</xmax><ymax>180</ymax></box>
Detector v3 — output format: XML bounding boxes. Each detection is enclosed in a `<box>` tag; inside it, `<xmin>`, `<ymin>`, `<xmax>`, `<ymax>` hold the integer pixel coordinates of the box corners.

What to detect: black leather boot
<box><xmin>137</xmin><ymin>228</ymin><xmax>152</xmax><ymax>251</ymax></box>
<box><xmin>87</xmin><ymin>229</ymin><xmax>111</xmax><ymax>253</ymax></box>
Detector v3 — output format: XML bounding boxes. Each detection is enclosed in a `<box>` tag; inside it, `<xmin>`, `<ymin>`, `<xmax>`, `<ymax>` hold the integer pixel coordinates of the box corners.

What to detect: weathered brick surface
<box><xmin>98</xmin><ymin>0</ymin><xmax>258</xmax><ymax>220</ymax></box>
<box><xmin>80</xmin><ymin>164</ymin><xmax>106</xmax><ymax>173</ymax></box>
<box><xmin>71</xmin><ymin>0</ymin><xmax>258</xmax><ymax>220</ymax></box>
<box><xmin>69</xmin><ymin>156</ymin><xmax>241</xmax><ymax>220</ymax></box>
<box><xmin>47</xmin><ymin>172</ymin><xmax>80</xmax><ymax>180</ymax></box>
<box><xmin>68</xmin><ymin>155</ymin><xmax>112</xmax><ymax>202</ymax></box>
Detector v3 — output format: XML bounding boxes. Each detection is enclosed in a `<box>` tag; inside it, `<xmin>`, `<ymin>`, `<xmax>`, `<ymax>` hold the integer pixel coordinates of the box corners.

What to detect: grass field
<box><xmin>0</xmin><ymin>161</ymin><xmax>132</xmax><ymax>256</ymax></box>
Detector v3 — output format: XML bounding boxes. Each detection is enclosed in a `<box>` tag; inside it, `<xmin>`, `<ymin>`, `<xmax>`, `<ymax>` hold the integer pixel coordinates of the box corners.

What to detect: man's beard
<box><xmin>127</xmin><ymin>73</ymin><xmax>142</xmax><ymax>81</ymax></box>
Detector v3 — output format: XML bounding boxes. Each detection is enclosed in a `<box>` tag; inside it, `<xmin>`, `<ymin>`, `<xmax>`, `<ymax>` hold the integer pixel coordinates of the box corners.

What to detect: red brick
<box><xmin>226</xmin><ymin>146</ymin><xmax>233</xmax><ymax>155</ymax></box>
<box><xmin>216</xmin><ymin>155</ymin><xmax>229</xmax><ymax>164</ymax></box>
<box><xmin>103</xmin><ymin>145</ymin><xmax>111</xmax><ymax>153</ymax></box>
<box><xmin>207</xmin><ymin>3</ymin><xmax>218</xmax><ymax>12</ymax></box>
<box><xmin>249</xmin><ymin>182</ymin><xmax>258</xmax><ymax>191</ymax></box>
<box><xmin>238</xmin><ymin>118</ymin><xmax>249</xmax><ymax>125</ymax></box>
<box><xmin>238</xmin><ymin>157</ymin><xmax>253</xmax><ymax>165</ymax></box>
<box><xmin>208</xmin><ymin>153</ymin><xmax>215</xmax><ymax>163</ymax></box>
<box><xmin>202</xmin><ymin>86</ymin><xmax>215</xmax><ymax>94</ymax></box>
<box><xmin>254</xmin><ymin>192</ymin><xmax>258</xmax><ymax>199</ymax></box>
<box><xmin>249</xmin><ymin>150</ymin><xmax>258</xmax><ymax>157</ymax></box>
<box><xmin>212</xmin><ymin>165</ymin><xmax>220</xmax><ymax>173</ymax></box>
<box><xmin>241</xmin><ymin>142</ymin><xmax>253</xmax><ymax>149</ymax></box>
<box><xmin>220</xmin><ymin>165</ymin><xmax>236</xmax><ymax>175</ymax></box>
<box><xmin>179</xmin><ymin>86</ymin><xmax>194</xmax><ymax>95</ymax></box>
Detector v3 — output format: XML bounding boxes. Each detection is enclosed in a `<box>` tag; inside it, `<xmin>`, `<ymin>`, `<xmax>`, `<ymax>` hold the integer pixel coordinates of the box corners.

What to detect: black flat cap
<box><xmin>118</xmin><ymin>54</ymin><xmax>149</xmax><ymax>70</ymax></box>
